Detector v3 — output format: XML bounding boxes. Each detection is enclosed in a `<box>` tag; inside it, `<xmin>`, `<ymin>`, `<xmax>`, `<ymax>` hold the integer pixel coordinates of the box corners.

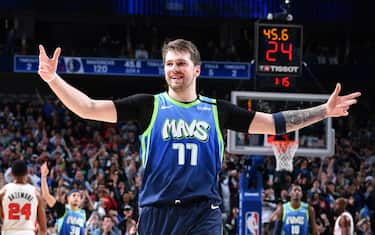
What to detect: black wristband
<box><xmin>272</xmin><ymin>112</ymin><xmax>286</xmax><ymax>135</ymax></box>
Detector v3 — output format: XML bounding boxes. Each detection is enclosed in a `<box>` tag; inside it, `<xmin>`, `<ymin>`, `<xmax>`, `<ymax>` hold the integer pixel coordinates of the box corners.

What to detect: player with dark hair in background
<box><xmin>40</xmin><ymin>162</ymin><xmax>86</xmax><ymax>235</ymax></box>
<box><xmin>270</xmin><ymin>184</ymin><xmax>318</xmax><ymax>235</ymax></box>
<box><xmin>334</xmin><ymin>197</ymin><xmax>354</xmax><ymax>235</ymax></box>
<box><xmin>0</xmin><ymin>160</ymin><xmax>47</xmax><ymax>235</ymax></box>
<box><xmin>37</xmin><ymin>39</ymin><xmax>360</xmax><ymax>234</ymax></box>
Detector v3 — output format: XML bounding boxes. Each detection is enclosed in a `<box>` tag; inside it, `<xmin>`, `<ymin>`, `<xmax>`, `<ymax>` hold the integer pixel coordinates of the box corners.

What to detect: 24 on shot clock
<box><xmin>255</xmin><ymin>21</ymin><xmax>303</xmax><ymax>77</ymax></box>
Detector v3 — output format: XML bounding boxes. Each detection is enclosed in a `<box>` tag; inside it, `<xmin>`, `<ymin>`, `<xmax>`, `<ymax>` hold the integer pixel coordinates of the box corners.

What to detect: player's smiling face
<box><xmin>164</xmin><ymin>50</ymin><xmax>200</xmax><ymax>93</ymax></box>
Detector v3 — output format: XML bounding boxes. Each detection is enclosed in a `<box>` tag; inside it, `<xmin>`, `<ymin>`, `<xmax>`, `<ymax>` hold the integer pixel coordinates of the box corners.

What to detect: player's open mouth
<box><xmin>170</xmin><ymin>75</ymin><xmax>184</xmax><ymax>80</ymax></box>
<box><xmin>170</xmin><ymin>77</ymin><xmax>184</xmax><ymax>82</ymax></box>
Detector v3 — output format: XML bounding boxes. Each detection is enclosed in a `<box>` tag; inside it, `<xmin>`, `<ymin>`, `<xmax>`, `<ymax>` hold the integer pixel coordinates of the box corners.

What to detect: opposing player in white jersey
<box><xmin>0</xmin><ymin>160</ymin><xmax>47</xmax><ymax>235</ymax></box>
<box><xmin>334</xmin><ymin>197</ymin><xmax>354</xmax><ymax>235</ymax></box>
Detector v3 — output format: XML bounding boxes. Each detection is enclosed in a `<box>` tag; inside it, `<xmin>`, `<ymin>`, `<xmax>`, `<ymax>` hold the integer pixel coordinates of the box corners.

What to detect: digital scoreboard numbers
<box><xmin>257</xmin><ymin>76</ymin><xmax>296</xmax><ymax>90</ymax></box>
<box><xmin>255</xmin><ymin>21</ymin><xmax>303</xmax><ymax>77</ymax></box>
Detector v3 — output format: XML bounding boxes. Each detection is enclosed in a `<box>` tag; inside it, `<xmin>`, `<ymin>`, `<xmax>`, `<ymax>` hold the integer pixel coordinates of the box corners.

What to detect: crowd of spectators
<box><xmin>1</xmin><ymin>15</ymin><xmax>375</xmax><ymax>65</ymax></box>
<box><xmin>0</xmin><ymin>91</ymin><xmax>374</xmax><ymax>234</ymax></box>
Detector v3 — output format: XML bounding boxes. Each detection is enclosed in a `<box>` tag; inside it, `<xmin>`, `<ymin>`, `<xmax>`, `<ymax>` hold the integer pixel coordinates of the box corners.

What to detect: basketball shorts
<box><xmin>138</xmin><ymin>199</ymin><xmax>222</xmax><ymax>235</ymax></box>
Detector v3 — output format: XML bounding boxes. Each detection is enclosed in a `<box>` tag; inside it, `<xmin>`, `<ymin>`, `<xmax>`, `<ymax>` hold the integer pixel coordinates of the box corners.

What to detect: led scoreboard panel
<box><xmin>14</xmin><ymin>56</ymin><xmax>251</xmax><ymax>80</ymax></box>
<box><xmin>255</xmin><ymin>21</ymin><xmax>303</xmax><ymax>77</ymax></box>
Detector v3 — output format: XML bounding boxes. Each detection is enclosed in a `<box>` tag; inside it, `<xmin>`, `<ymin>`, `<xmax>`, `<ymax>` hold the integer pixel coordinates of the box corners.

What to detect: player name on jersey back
<box><xmin>2</xmin><ymin>183</ymin><xmax>38</xmax><ymax>232</ymax></box>
<box><xmin>7</xmin><ymin>192</ymin><xmax>35</xmax><ymax>202</ymax></box>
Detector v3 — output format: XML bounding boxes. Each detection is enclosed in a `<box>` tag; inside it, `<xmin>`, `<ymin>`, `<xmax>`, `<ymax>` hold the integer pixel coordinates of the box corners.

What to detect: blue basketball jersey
<box><xmin>57</xmin><ymin>205</ymin><xmax>86</xmax><ymax>235</ymax></box>
<box><xmin>281</xmin><ymin>202</ymin><xmax>309</xmax><ymax>235</ymax></box>
<box><xmin>139</xmin><ymin>92</ymin><xmax>224</xmax><ymax>206</ymax></box>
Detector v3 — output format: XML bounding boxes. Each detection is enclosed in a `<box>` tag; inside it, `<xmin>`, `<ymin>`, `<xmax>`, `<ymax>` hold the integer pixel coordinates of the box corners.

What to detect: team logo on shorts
<box><xmin>245</xmin><ymin>211</ymin><xmax>259</xmax><ymax>235</ymax></box>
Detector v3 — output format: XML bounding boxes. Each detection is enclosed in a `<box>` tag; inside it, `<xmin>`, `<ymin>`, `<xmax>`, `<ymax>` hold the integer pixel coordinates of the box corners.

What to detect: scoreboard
<box><xmin>14</xmin><ymin>56</ymin><xmax>251</xmax><ymax>80</ymax></box>
<box><xmin>255</xmin><ymin>21</ymin><xmax>303</xmax><ymax>77</ymax></box>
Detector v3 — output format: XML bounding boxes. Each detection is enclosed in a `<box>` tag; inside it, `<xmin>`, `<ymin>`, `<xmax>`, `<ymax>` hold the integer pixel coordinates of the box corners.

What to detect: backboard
<box><xmin>227</xmin><ymin>91</ymin><xmax>335</xmax><ymax>157</ymax></box>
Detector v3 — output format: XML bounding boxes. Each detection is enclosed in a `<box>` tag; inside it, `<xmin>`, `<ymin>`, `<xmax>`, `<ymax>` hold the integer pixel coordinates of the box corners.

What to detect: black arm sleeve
<box><xmin>114</xmin><ymin>94</ymin><xmax>154</xmax><ymax>133</ymax></box>
<box><xmin>217</xmin><ymin>99</ymin><xmax>256</xmax><ymax>133</ymax></box>
<box><xmin>52</xmin><ymin>201</ymin><xmax>66</xmax><ymax>218</ymax></box>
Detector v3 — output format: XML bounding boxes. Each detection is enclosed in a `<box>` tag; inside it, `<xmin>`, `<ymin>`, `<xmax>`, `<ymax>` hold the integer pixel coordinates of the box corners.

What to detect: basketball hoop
<box><xmin>271</xmin><ymin>140</ymin><xmax>298</xmax><ymax>172</ymax></box>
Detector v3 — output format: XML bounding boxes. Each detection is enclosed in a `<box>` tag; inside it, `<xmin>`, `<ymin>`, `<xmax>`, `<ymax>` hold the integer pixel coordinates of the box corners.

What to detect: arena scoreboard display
<box><xmin>255</xmin><ymin>21</ymin><xmax>303</xmax><ymax>77</ymax></box>
<box><xmin>14</xmin><ymin>56</ymin><xmax>251</xmax><ymax>80</ymax></box>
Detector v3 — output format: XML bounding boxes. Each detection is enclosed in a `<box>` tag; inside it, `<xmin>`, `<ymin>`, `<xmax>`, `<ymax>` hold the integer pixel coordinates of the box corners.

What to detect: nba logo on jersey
<box><xmin>245</xmin><ymin>211</ymin><xmax>259</xmax><ymax>235</ymax></box>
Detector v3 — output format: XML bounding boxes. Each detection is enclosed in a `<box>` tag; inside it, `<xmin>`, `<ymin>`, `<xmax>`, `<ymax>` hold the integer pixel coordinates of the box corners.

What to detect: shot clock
<box><xmin>255</xmin><ymin>21</ymin><xmax>303</xmax><ymax>77</ymax></box>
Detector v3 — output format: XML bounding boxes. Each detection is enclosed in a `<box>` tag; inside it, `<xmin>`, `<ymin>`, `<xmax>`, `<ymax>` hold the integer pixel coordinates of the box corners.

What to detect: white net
<box><xmin>271</xmin><ymin>141</ymin><xmax>298</xmax><ymax>172</ymax></box>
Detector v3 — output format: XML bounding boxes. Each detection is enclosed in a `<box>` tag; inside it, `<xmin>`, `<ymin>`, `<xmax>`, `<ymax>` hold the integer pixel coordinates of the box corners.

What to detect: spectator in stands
<box><xmin>118</xmin><ymin>205</ymin><xmax>137</xmax><ymax>235</ymax></box>
<box><xmin>357</xmin><ymin>217</ymin><xmax>373</xmax><ymax>235</ymax></box>
<box><xmin>92</xmin><ymin>215</ymin><xmax>121</xmax><ymax>235</ymax></box>
<box><xmin>134</xmin><ymin>43</ymin><xmax>149</xmax><ymax>59</ymax></box>
<box><xmin>28</xmin><ymin>164</ymin><xmax>40</xmax><ymax>187</ymax></box>
<box><xmin>86</xmin><ymin>211</ymin><xmax>100</xmax><ymax>235</ymax></box>
<box><xmin>262</xmin><ymin>185</ymin><xmax>277</xmax><ymax>235</ymax></box>
<box><xmin>317</xmin><ymin>212</ymin><xmax>331</xmax><ymax>235</ymax></box>
<box><xmin>325</xmin><ymin>181</ymin><xmax>338</xmax><ymax>208</ymax></box>
<box><xmin>308</xmin><ymin>179</ymin><xmax>322</xmax><ymax>199</ymax></box>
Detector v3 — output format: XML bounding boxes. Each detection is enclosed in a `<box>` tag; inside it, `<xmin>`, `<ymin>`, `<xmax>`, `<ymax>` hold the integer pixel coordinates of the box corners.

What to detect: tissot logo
<box><xmin>259</xmin><ymin>65</ymin><xmax>299</xmax><ymax>73</ymax></box>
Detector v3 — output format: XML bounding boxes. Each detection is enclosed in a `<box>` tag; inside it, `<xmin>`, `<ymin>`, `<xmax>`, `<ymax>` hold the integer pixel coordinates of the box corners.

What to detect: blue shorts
<box><xmin>138</xmin><ymin>199</ymin><xmax>222</xmax><ymax>235</ymax></box>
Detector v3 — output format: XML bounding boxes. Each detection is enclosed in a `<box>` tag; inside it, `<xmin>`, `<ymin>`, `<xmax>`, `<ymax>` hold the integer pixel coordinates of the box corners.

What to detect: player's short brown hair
<box><xmin>162</xmin><ymin>39</ymin><xmax>201</xmax><ymax>65</ymax></box>
<box><xmin>11</xmin><ymin>160</ymin><xmax>28</xmax><ymax>177</ymax></box>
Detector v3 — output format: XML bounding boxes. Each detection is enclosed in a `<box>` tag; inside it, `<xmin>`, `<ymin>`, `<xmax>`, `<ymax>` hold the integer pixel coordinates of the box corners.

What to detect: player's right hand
<box><xmin>41</xmin><ymin>162</ymin><xmax>49</xmax><ymax>177</ymax></box>
<box><xmin>38</xmin><ymin>45</ymin><xmax>61</xmax><ymax>82</ymax></box>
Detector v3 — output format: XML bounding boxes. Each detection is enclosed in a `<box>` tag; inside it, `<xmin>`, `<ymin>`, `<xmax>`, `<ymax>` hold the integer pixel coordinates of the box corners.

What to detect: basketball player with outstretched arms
<box><xmin>38</xmin><ymin>39</ymin><xmax>360</xmax><ymax>234</ymax></box>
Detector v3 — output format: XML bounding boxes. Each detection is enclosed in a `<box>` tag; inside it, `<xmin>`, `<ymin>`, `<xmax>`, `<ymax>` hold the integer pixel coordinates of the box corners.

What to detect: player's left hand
<box><xmin>325</xmin><ymin>83</ymin><xmax>361</xmax><ymax>117</ymax></box>
<box><xmin>41</xmin><ymin>162</ymin><xmax>49</xmax><ymax>177</ymax></box>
